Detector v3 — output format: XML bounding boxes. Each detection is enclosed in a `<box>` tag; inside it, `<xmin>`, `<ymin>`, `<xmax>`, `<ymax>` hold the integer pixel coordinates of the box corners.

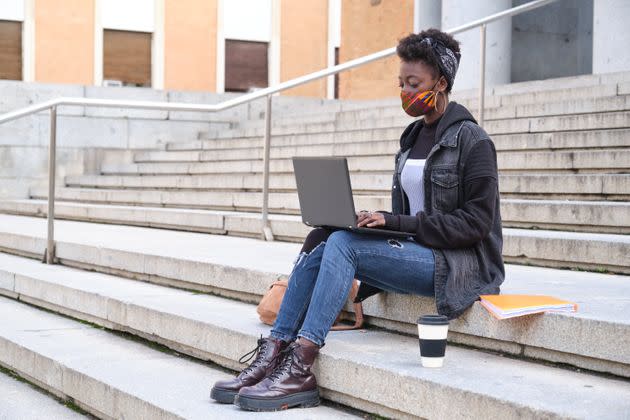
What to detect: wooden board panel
<box><xmin>225</xmin><ymin>39</ymin><xmax>268</xmax><ymax>92</ymax></box>
<box><xmin>0</xmin><ymin>20</ymin><xmax>22</xmax><ymax>81</ymax></box>
<box><xmin>103</xmin><ymin>29</ymin><xmax>152</xmax><ymax>87</ymax></box>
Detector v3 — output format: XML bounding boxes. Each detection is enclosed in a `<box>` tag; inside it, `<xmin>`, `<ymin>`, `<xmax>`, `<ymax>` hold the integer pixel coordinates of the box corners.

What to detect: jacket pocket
<box><xmin>431</xmin><ymin>167</ymin><xmax>459</xmax><ymax>213</ymax></box>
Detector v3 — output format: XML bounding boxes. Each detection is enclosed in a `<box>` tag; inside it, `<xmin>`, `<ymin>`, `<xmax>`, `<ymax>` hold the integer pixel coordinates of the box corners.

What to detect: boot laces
<box><xmin>267</xmin><ymin>344</ymin><xmax>298</xmax><ymax>382</ymax></box>
<box><xmin>238</xmin><ymin>336</ymin><xmax>268</xmax><ymax>375</ymax></box>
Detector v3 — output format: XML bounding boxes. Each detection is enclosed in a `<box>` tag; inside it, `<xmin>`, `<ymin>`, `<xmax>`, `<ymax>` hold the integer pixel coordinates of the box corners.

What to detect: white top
<box><xmin>401</xmin><ymin>159</ymin><xmax>426</xmax><ymax>216</ymax></box>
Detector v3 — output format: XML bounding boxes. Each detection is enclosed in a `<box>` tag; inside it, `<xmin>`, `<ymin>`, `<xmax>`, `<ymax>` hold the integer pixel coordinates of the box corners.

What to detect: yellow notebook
<box><xmin>479</xmin><ymin>294</ymin><xmax>578</xmax><ymax>320</ymax></box>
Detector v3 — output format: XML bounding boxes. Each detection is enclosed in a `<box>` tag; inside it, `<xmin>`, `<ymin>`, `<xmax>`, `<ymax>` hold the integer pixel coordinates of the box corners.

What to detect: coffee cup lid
<box><xmin>417</xmin><ymin>314</ymin><xmax>449</xmax><ymax>325</ymax></box>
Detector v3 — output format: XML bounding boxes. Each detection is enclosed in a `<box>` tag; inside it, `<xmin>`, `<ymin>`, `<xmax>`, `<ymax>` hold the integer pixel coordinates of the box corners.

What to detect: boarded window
<box><xmin>0</xmin><ymin>20</ymin><xmax>22</xmax><ymax>81</ymax></box>
<box><xmin>225</xmin><ymin>39</ymin><xmax>268</xmax><ymax>92</ymax></box>
<box><xmin>103</xmin><ymin>29</ymin><xmax>152</xmax><ymax>87</ymax></box>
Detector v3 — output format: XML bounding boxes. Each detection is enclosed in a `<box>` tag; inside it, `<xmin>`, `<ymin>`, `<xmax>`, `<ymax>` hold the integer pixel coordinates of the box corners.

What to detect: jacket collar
<box><xmin>399</xmin><ymin>101</ymin><xmax>476</xmax><ymax>151</ymax></box>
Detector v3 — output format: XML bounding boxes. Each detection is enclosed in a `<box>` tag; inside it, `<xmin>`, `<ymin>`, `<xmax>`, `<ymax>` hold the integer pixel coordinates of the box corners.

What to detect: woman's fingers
<box><xmin>365</xmin><ymin>213</ymin><xmax>386</xmax><ymax>227</ymax></box>
<box><xmin>356</xmin><ymin>210</ymin><xmax>371</xmax><ymax>225</ymax></box>
<box><xmin>356</xmin><ymin>212</ymin><xmax>385</xmax><ymax>228</ymax></box>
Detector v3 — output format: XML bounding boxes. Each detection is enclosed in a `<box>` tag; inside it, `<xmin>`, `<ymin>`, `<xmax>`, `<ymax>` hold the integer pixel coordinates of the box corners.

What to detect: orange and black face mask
<box><xmin>400</xmin><ymin>81</ymin><xmax>439</xmax><ymax>117</ymax></box>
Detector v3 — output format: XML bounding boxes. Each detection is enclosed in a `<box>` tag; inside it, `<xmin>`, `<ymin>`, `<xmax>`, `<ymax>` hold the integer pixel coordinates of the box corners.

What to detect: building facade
<box><xmin>0</xmin><ymin>0</ymin><xmax>628</xmax><ymax>99</ymax></box>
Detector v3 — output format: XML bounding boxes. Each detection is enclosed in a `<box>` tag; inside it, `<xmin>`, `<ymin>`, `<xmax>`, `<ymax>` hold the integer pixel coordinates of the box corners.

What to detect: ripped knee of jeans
<box><xmin>387</xmin><ymin>238</ymin><xmax>404</xmax><ymax>249</ymax></box>
<box><xmin>293</xmin><ymin>241</ymin><xmax>326</xmax><ymax>267</ymax></box>
<box><xmin>292</xmin><ymin>252</ymin><xmax>307</xmax><ymax>268</ymax></box>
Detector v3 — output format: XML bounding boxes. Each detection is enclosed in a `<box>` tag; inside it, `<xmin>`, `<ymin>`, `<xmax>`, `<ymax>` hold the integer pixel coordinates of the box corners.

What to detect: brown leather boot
<box><xmin>236</xmin><ymin>340</ymin><xmax>320</xmax><ymax>411</ymax></box>
<box><xmin>210</xmin><ymin>336</ymin><xmax>288</xmax><ymax>403</ymax></box>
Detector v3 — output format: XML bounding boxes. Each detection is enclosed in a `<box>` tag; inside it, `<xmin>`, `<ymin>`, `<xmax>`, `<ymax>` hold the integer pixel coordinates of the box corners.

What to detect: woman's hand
<box><xmin>356</xmin><ymin>210</ymin><xmax>386</xmax><ymax>228</ymax></box>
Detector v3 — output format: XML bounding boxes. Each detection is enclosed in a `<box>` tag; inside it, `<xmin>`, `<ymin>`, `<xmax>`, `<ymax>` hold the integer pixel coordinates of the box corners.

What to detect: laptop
<box><xmin>292</xmin><ymin>157</ymin><xmax>413</xmax><ymax>238</ymax></box>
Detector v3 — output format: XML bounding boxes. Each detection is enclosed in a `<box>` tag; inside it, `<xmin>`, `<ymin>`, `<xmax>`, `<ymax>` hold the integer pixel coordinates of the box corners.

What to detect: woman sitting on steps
<box><xmin>211</xmin><ymin>27</ymin><xmax>504</xmax><ymax>412</ymax></box>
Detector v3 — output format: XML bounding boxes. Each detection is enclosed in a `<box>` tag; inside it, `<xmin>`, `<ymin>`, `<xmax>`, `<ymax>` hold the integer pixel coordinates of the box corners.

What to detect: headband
<box><xmin>420</xmin><ymin>37</ymin><xmax>461</xmax><ymax>90</ymax></box>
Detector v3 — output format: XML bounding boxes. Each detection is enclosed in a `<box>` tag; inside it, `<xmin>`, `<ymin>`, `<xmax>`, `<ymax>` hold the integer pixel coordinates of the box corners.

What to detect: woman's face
<box><xmin>398</xmin><ymin>60</ymin><xmax>443</xmax><ymax>94</ymax></box>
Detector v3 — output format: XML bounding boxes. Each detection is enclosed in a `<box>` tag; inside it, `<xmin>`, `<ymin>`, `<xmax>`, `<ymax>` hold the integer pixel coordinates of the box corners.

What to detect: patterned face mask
<box><xmin>400</xmin><ymin>81</ymin><xmax>439</xmax><ymax>117</ymax></box>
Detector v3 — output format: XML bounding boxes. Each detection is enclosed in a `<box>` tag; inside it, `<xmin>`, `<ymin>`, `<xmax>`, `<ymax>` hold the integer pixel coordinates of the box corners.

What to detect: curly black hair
<box><xmin>396</xmin><ymin>28</ymin><xmax>461</xmax><ymax>93</ymax></box>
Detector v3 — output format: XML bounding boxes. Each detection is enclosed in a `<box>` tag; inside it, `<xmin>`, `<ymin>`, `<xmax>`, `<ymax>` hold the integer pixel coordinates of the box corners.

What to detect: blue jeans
<box><xmin>270</xmin><ymin>230</ymin><xmax>435</xmax><ymax>346</ymax></box>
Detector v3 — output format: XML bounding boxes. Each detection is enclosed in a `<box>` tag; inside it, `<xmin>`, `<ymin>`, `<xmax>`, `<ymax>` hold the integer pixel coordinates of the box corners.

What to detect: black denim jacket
<box><xmin>356</xmin><ymin>102</ymin><xmax>505</xmax><ymax>319</ymax></box>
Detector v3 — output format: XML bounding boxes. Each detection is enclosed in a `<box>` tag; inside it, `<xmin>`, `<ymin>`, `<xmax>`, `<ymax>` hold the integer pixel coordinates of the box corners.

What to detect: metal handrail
<box><xmin>0</xmin><ymin>0</ymin><xmax>558</xmax><ymax>263</ymax></box>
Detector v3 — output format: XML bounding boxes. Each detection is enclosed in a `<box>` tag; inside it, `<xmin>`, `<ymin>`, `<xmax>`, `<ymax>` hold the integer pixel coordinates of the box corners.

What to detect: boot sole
<box><xmin>235</xmin><ymin>389</ymin><xmax>320</xmax><ymax>411</ymax></box>
<box><xmin>210</xmin><ymin>386</ymin><xmax>238</xmax><ymax>404</ymax></box>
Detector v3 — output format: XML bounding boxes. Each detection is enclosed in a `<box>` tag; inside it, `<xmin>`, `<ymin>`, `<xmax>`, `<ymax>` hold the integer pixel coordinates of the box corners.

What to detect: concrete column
<box><xmin>215</xmin><ymin>0</ymin><xmax>224</xmax><ymax>93</ymax></box>
<box><xmin>441</xmin><ymin>0</ymin><xmax>511</xmax><ymax>91</ymax></box>
<box><xmin>152</xmin><ymin>0</ymin><xmax>164</xmax><ymax>90</ymax></box>
<box><xmin>269</xmin><ymin>0</ymin><xmax>281</xmax><ymax>87</ymax></box>
<box><xmin>327</xmin><ymin>0</ymin><xmax>341</xmax><ymax>99</ymax></box>
<box><xmin>593</xmin><ymin>0</ymin><xmax>630</xmax><ymax>74</ymax></box>
<box><xmin>414</xmin><ymin>0</ymin><xmax>441</xmax><ymax>33</ymax></box>
<box><xmin>23</xmin><ymin>0</ymin><xmax>35</xmax><ymax>82</ymax></box>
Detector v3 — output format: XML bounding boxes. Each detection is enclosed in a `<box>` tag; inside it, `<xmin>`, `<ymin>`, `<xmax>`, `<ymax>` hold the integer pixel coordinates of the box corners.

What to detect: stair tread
<box><xmin>0</xmin><ymin>369</ymin><xmax>87</xmax><ymax>420</ymax></box>
<box><xmin>1</xmin><ymin>253</ymin><xmax>629</xmax><ymax>419</ymax></box>
<box><xmin>2</xmin><ymin>200</ymin><xmax>629</xmax><ymax>243</ymax></box>
<box><xmin>0</xmin><ymin>295</ymin><xmax>355</xmax><ymax>419</ymax></box>
<box><xmin>0</xmin><ymin>214</ymin><xmax>627</xmax><ymax>325</ymax></box>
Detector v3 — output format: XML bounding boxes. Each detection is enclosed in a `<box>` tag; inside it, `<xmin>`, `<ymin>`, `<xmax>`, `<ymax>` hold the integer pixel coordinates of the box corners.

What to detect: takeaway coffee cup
<box><xmin>417</xmin><ymin>315</ymin><xmax>449</xmax><ymax>368</ymax></box>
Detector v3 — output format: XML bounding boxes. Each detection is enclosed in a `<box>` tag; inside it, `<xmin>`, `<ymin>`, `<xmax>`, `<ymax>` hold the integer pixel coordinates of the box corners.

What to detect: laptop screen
<box><xmin>292</xmin><ymin>157</ymin><xmax>357</xmax><ymax>229</ymax></box>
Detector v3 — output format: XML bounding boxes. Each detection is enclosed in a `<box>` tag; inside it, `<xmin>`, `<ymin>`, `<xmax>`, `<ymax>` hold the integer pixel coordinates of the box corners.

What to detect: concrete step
<box><xmin>199</xmin><ymin>110</ymin><xmax>630</xmax><ymax>140</ymax></box>
<box><xmin>175</xmin><ymin>129</ymin><xmax>630</xmax><ymax>164</ymax></box>
<box><xmin>0</xmin><ymin>218</ymin><xmax>628</xmax><ymax>379</ymax></box>
<box><xmin>490</xmin><ymin>71</ymin><xmax>629</xmax><ymax>97</ymax></box>
<box><xmin>2</xmin><ymin>262</ymin><xmax>629</xmax><ymax>420</ymax></box>
<box><xmin>329</xmin><ymin>72</ymin><xmax>627</xmax><ymax>111</ymax></box>
<box><xmin>3</xmin><ymin>201</ymin><xmax>629</xmax><ymax>273</ymax></box>
<box><xmin>29</xmin><ymin>185</ymin><xmax>308</xmax><ymax>213</ymax></box>
<box><xmin>2</xmin><ymin>197</ymin><xmax>628</xmax><ymax>236</ymax></box>
<box><xmin>238</xmin><ymin>94</ymin><xmax>630</xmax><ymax>131</ymax></box>
<box><xmin>60</xmin><ymin>172</ymin><xmax>630</xmax><ymax>199</ymax></box>
<box><xmin>498</xmin><ymin>173</ymin><xmax>629</xmax><ymax>200</ymax></box>
<box><xmin>112</xmin><ymin>130</ymin><xmax>630</xmax><ymax>178</ymax></box>
<box><xmin>0</xmin><ymin>199</ymin><xmax>312</xmax><ymax>238</ymax></box>
<box><xmin>2</xmin><ymin>255</ymin><xmax>630</xmax><ymax>419</ymax></box>
<box><xmin>0</xmin><ymin>296</ymin><xmax>356</xmax><ymax>420</ymax></box>
<box><xmin>0</xmin><ymin>368</ymin><xmax>87</xmax><ymax>420</ymax></box>
<box><xmin>170</xmin><ymin>126</ymin><xmax>630</xmax><ymax>154</ymax></box>
<box><xmin>131</xmin><ymin>148</ymin><xmax>630</xmax><ymax>174</ymax></box>
<box><xmin>219</xmin><ymin>81</ymin><xmax>627</xmax><ymax>133</ymax></box>
<box><xmin>239</xmin><ymin>103</ymin><xmax>516</xmax><ymax>130</ymax></box>
<box><xmin>30</xmin><ymin>177</ymin><xmax>630</xmax><ymax>229</ymax></box>
<box><xmin>182</xmin><ymin>127</ymin><xmax>630</xmax><ymax>154</ymax></box>
<box><xmin>500</xmin><ymin>198</ymin><xmax>630</xmax><ymax>234</ymax></box>
<box><xmin>177</xmin><ymin>75</ymin><xmax>629</xmax><ymax>136</ymax></box>
<box><xmin>501</xmin><ymin>227</ymin><xmax>630</xmax><ymax>273</ymax></box>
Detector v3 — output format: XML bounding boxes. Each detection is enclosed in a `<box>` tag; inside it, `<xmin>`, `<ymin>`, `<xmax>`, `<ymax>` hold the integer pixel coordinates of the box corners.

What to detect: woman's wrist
<box><xmin>383</xmin><ymin>213</ymin><xmax>400</xmax><ymax>230</ymax></box>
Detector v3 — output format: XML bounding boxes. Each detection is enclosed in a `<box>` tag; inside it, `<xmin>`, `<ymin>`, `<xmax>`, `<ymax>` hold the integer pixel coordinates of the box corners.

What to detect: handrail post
<box><xmin>45</xmin><ymin>106</ymin><xmax>57</xmax><ymax>264</ymax></box>
<box><xmin>478</xmin><ymin>23</ymin><xmax>487</xmax><ymax>127</ymax></box>
<box><xmin>261</xmin><ymin>94</ymin><xmax>274</xmax><ymax>241</ymax></box>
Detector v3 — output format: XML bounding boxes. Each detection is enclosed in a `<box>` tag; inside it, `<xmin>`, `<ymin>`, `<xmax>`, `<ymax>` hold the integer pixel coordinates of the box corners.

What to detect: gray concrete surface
<box><xmin>92</xmin><ymin>147</ymin><xmax>630</xmax><ymax>173</ymax></box>
<box><xmin>2</xmin><ymin>197</ymin><xmax>627</xmax><ymax>236</ymax></box>
<box><xmin>0</xmin><ymin>296</ymin><xmax>358</xmax><ymax>420</ymax></box>
<box><xmin>0</xmin><ymin>370</ymin><xmax>87</xmax><ymax>420</ymax></box>
<box><xmin>60</xmin><ymin>172</ymin><xmax>630</xmax><ymax>196</ymax></box>
<box><xmin>0</xmin><ymin>262</ymin><xmax>629</xmax><ymax>419</ymax></box>
<box><xmin>0</xmin><ymin>216</ymin><xmax>628</xmax><ymax>376</ymax></box>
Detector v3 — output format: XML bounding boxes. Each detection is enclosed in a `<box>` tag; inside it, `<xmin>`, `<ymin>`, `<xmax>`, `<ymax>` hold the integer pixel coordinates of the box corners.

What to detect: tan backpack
<box><xmin>257</xmin><ymin>279</ymin><xmax>364</xmax><ymax>331</ymax></box>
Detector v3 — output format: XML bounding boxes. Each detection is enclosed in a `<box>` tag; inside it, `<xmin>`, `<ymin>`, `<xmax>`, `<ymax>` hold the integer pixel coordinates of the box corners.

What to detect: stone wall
<box><xmin>0</xmin><ymin>81</ymin><xmax>249</xmax><ymax>198</ymax></box>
